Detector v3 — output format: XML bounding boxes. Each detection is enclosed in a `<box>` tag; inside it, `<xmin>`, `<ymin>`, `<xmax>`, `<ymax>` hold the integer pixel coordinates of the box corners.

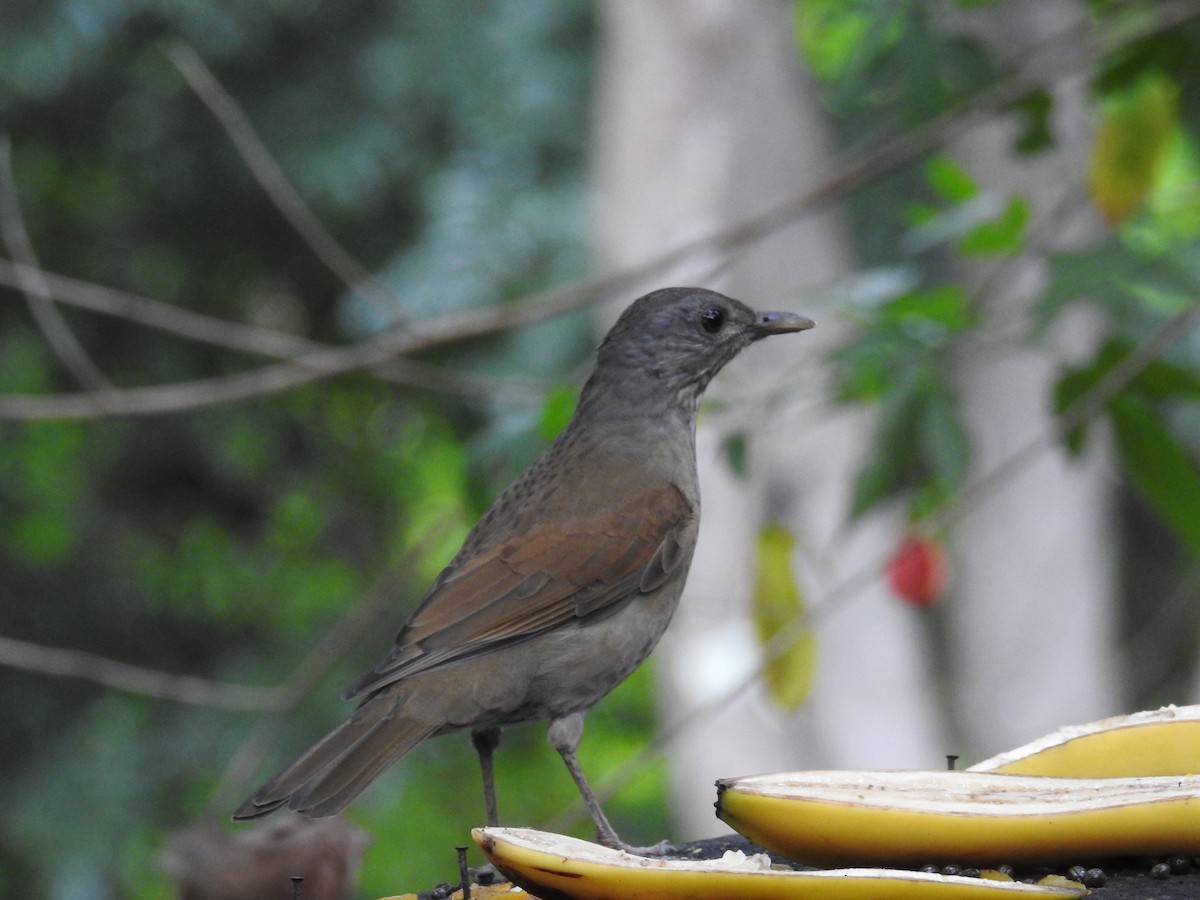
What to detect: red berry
<box><xmin>887</xmin><ymin>535</ymin><xmax>948</xmax><ymax>607</ymax></box>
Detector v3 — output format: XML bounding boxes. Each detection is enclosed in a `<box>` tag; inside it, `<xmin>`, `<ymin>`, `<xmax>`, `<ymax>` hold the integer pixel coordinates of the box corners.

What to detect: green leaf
<box><xmin>851</xmin><ymin>373</ymin><xmax>924</xmax><ymax>516</ymax></box>
<box><xmin>1087</xmin><ymin>72</ymin><xmax>1178</xmax><ymax>225</ymax></box>
<box><xmin>884</xmin><ymin>284</ymin><xmax>973</xmax><ymax>334</ymax></box>
<box><xmin>269</xmin><ymin>489</ymin><xmax>327</xmax><ymax>548</ymax></box>
<box><xmin>1054</xmin><ymin>370</ymin><xmax>1097</xmax><ymax>455</ymax></box>
<box><xmin>1146</xmin><ymin>129</ymin><xmax>1200</xmax><ymax>240</ymax></box>
<box><xmin>959</xmin><ymin>195</ymin><xmax>1029</xmax><ymax>257</ymax></box>
<box><xmin>1010</xmin><ymin>88</ymin><xmax>1054</xmax><ymax>154</ymax></box>
<box><xmin>1058</xmin><ymin>340</ymin><xmax>1200</xmax><ymax>409</ymax></box>
<box><xmin>832</xmin><ymin>336</ymin><xmax>899</xmax><ymax>403</ymax></box>
<box><xmin>911</xmin><ymin>387</ymin><xmax>971</xmax><ymax>518</ymax></box>
<box><xmin>722</xmin><ymin>432</ymin><xmax>748</xmax><ymax>479</ymax></box>
<box><xmin>537</xmin><ymin>383</ymin><xmax>578</xmax><ymax>442</ymax></box>
<box><xmin>1057</xmin><ymin>340</ymin><xmax>1197</xmax><ymax>451</ymax></box>
<box><xmin>903</xmin><ymin>200</ymin><xmax>940</xmax><ymax>228</ymax></box>
<box><xmin>924</xmin><ymin>154</ymin><xmax>978</xmax><ymax>204</ymax></box>
<box><xmin>753</xmin><ymin>524</ymin><xmax>816</xmax><ymax>710</ymax></box>
<box><xmin>1111</xmin><ymin>393</ymin><xmax>1200</xmax><ymax>556</ymax></box>
<box><xmin>11</xmin><ymin>510</ymin><xmax>76</xmax><ymax>566</ymax></box>
<box><xmin>1123</xmin><ymin>131</ymin><xmax>1200</xmax><ymax>255</ymax></box>
<box><xmin>794</xmin><ymin>0</ymin><xmax>897</xmax><ymax>82</ymax></box>
<box><xmin>1037</xmin><ymin>240</ymin><xmax>1199</xmax><ymax>332</ymax></box>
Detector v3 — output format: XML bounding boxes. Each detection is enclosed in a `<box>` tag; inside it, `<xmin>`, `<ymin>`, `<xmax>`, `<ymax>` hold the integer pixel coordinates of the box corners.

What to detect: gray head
<box><xmin>582</xmin><ymin>287</ymin><xmax>814</xmax><ymax>415</ymax></box>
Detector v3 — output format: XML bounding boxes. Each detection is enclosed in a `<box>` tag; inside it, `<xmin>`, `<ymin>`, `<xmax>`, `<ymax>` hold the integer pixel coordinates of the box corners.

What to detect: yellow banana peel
<box><xmin>716</xmin><ymin>769</ymin><xmax>1200</xmax><ymax>867</ymax></box>
<box><xmin>970</xmin><ymin>704</ymin><xmax>1200</xmax><ymax>777</ymax></box>
<box><xmin>472</xmin><ymin>826</ymin><xmax>1088</xmax><ymax>899</ymax></box>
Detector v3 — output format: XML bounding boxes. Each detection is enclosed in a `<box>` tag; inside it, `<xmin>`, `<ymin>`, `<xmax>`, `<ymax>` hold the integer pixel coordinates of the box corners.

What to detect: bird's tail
<box><xmin>233</xmin><ymin>692</ymin><xmax>438</xmax><ymax>820</ymax></box>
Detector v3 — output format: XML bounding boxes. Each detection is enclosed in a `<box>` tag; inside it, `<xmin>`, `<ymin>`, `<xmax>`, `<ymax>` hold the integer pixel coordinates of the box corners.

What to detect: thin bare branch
<box><xmin>0</xmin><ymin>136</ymin><xmax>110</xmax><ymax>392</ymax></box>
<box><xmin>0</xmin><ymin>259</ymin><xmax>315</xmax><ymax>357</ymax></box>
<box><xmin>0</xmin><ymin>518</ymin><xmax>459</xmax><ymax>810</ymax></box>
<box><xmin>9</xmin><ymin>2</ymin><xmax>1196</xmax><ymax>422</ymax></box>
<box><xmin>0</xmin><ymin>633</ymin><xmax>284</xmax><ymax>711</ymax></box>
<box><xmin>0</xmin><ymin>274</ymin><xmax>600</xmax><ymax>418</ymax></box>
<box><xmin>0</xmin><ymin>259</ymin><xmax>545</xmax><ymax>403</ymax></box>
<box><xmin>162</xmin><ymin>41</ymin><xmax>400</xmax><ymax>316</ymax></box>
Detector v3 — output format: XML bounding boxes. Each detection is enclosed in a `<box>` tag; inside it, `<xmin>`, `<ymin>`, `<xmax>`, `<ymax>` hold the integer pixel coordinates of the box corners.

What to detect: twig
<box><xmin>0</xmin><ymin>275</ymin><xmax>598</xmax><ymax>418</ymax></box>
<box><xmin>5</xmin><ymin>4</ymin><xmax>1197</xmax><ymax>421</ymax></box>
<box><xmin>0</xmin><ymin>136</ymin><xmax>110</xmax><ymax>392</ymax></box>
<box><xmin>0</xmin><ymin>259</ymin><xmax>545</xmax><ymax>403</ymax></box>
<box><xmin>0</xmin><ymin>633</ymin><xmax>283</xmax><ymax>711</ymax></box>
<box><xmin>162</xmin><ymin>42</ymin><xmax>398</xmax><ymax>316</ymax></box>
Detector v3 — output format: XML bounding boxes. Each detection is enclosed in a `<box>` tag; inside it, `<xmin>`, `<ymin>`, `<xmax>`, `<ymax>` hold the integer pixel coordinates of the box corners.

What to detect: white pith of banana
<box><xmin>472</xmin><ymin>826</ymin><xmax>1089</xmax><ymax>899</ymax></box>
<box><xmin>715</xmin><ymin>769</ymin><xmax>1200</xmax><ymax>867</ymax></box>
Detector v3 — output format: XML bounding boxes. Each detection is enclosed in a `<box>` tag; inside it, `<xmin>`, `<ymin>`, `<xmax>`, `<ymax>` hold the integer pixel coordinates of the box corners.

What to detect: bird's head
<box><xmin>590</xmin><ymin>288</ymin><xmax>814</xmax><ymax>407</ymax></box>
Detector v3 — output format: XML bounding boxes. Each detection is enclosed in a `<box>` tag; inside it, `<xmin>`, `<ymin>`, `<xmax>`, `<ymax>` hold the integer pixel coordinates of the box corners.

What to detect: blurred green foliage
<box><xmin>806</xmin><ymin>2</ymin><xmax>1200</xmax><ymax>533</ymax></box>
<box><xmin>0</xmin><ymin>1</ymin><xmax>622</xmax><ymax>897</ymax></box>
<box><xmin>804</xmin><ymin>0</ymin><xmax>1200</xmax><ymax>713</ymax></box>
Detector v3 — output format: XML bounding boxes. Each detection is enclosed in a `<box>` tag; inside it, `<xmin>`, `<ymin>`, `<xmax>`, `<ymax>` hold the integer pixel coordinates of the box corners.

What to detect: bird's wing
<box><xmin>344</xmin><ymin>483</ymin><xmax>693</xmax><ymax>699</ymax></box>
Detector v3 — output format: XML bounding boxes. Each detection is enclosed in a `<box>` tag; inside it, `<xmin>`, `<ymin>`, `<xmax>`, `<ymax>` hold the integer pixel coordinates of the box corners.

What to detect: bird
<box><xmin>233</xmin><ymin>287</ymin><xmax>813</xmax><ymax>849</ymax></box>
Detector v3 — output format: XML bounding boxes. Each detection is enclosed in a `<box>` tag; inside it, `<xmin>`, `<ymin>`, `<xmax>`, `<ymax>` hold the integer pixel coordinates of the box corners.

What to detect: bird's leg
<box><xmin>471</xmin><ymin>727</ymin><xmax>503</xmax><ymax>826</ymax></box>
<box><xmin>547</xmin><ymin>714</ymin><xmax>674</xmax><ymax>856</ymax></box>
<box><xmin>547</xmin><ymin>714</ymin><xmax>622</xmax><ymax>846</ymax></box>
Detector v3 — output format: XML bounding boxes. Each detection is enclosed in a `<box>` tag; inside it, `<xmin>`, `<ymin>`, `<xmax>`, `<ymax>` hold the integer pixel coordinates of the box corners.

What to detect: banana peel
<box><xmin>473</xmin><ymin>826</ymin><xmax>1088</xmax><ymax>899</ymax></box>
<box><xmin>716</xmin><ymin>769</ymin><xmax>1200</xmax><ymax>867</ymax></box>
<box><xmin>392</xmin><ymin>708</ymin><xmax>1200</xmax><ymax>897</ymax></box>
<box><xmin>970</xmin><ymin>704</ymin><xmax>1200</xmax><ymax>777</ymax></box>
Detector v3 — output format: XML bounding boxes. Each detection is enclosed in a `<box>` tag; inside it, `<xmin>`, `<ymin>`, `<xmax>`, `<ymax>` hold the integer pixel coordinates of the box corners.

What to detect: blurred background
<box><xmin>3</xmin><ymin>1</ymin><xmax>1200</xmax><ymax>897</ymax></box>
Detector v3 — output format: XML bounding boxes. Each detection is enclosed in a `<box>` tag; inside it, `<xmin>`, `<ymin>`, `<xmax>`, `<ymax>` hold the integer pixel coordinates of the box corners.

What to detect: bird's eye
<box><xmin>700</xmin><ymin>307</ymin><xmax>725</xmax><ymax>334</ymax></box>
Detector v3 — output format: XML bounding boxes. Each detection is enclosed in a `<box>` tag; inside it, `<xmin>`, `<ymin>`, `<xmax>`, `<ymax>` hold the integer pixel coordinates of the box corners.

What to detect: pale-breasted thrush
<box><xmin>234</xmin><ymin>287</ymin><xmax>813</xmax><ymax>847</ymax></box>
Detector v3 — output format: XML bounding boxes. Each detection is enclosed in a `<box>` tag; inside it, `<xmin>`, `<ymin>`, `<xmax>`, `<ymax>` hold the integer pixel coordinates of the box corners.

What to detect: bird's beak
<box><xmin>753</xmin><ymin>310</ymin><xmax>815</xmax><ymax>337</ymax></box>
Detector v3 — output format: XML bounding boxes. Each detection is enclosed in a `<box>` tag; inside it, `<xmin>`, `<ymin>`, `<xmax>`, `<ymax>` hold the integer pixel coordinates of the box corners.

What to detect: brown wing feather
<box><xmin>345</xmin><ymin>483</ymin><xmax>692</xmax><ymax>699</ymax></box>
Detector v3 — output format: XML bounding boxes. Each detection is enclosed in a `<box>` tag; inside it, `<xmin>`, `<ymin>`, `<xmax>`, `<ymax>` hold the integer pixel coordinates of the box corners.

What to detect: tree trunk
<box><xmin>591</xmin><ymin>0</ymin><xmax>947</xmax><ymax>838</ymax></box>
<box><xmin>943</xmin><ymin>0</ymin><xmax>1121</xmax><ymax>758</ymax></box>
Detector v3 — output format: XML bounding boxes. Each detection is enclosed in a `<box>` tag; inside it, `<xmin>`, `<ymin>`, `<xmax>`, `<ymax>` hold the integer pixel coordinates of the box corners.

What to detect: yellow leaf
<box><xmin>1087</xmin><ymin>74</ymin><xmax>1178</xmax><ymax>225</ymax></box>
<box><xmin>752</xmin><ymin>524</ymin><xmax>817</xmax><ymax>710</ymax></box>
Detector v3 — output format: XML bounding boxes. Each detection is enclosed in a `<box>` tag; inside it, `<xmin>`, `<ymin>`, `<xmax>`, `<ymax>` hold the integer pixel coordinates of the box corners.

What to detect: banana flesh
<box><xmin>473</xmin><ymin>826</ymin><xmax>1088</xmax><ymax>899</ymax></box>
<box><xmin>970</xmin><ymin>704</ymin><xmax>1200</xmax><ymax>777</ymax></box>
<box><xmin>716</xmin><ymin>769</ymin><xmax>1200</xmax><ymax>867</ymax></box>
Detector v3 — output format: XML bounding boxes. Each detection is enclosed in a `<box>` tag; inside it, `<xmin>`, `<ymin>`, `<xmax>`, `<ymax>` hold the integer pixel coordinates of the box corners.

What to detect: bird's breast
<box><xmin>438</xmin><ymin>566</ymin><xmax>689</xmax><ymax>731</ymax></box>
